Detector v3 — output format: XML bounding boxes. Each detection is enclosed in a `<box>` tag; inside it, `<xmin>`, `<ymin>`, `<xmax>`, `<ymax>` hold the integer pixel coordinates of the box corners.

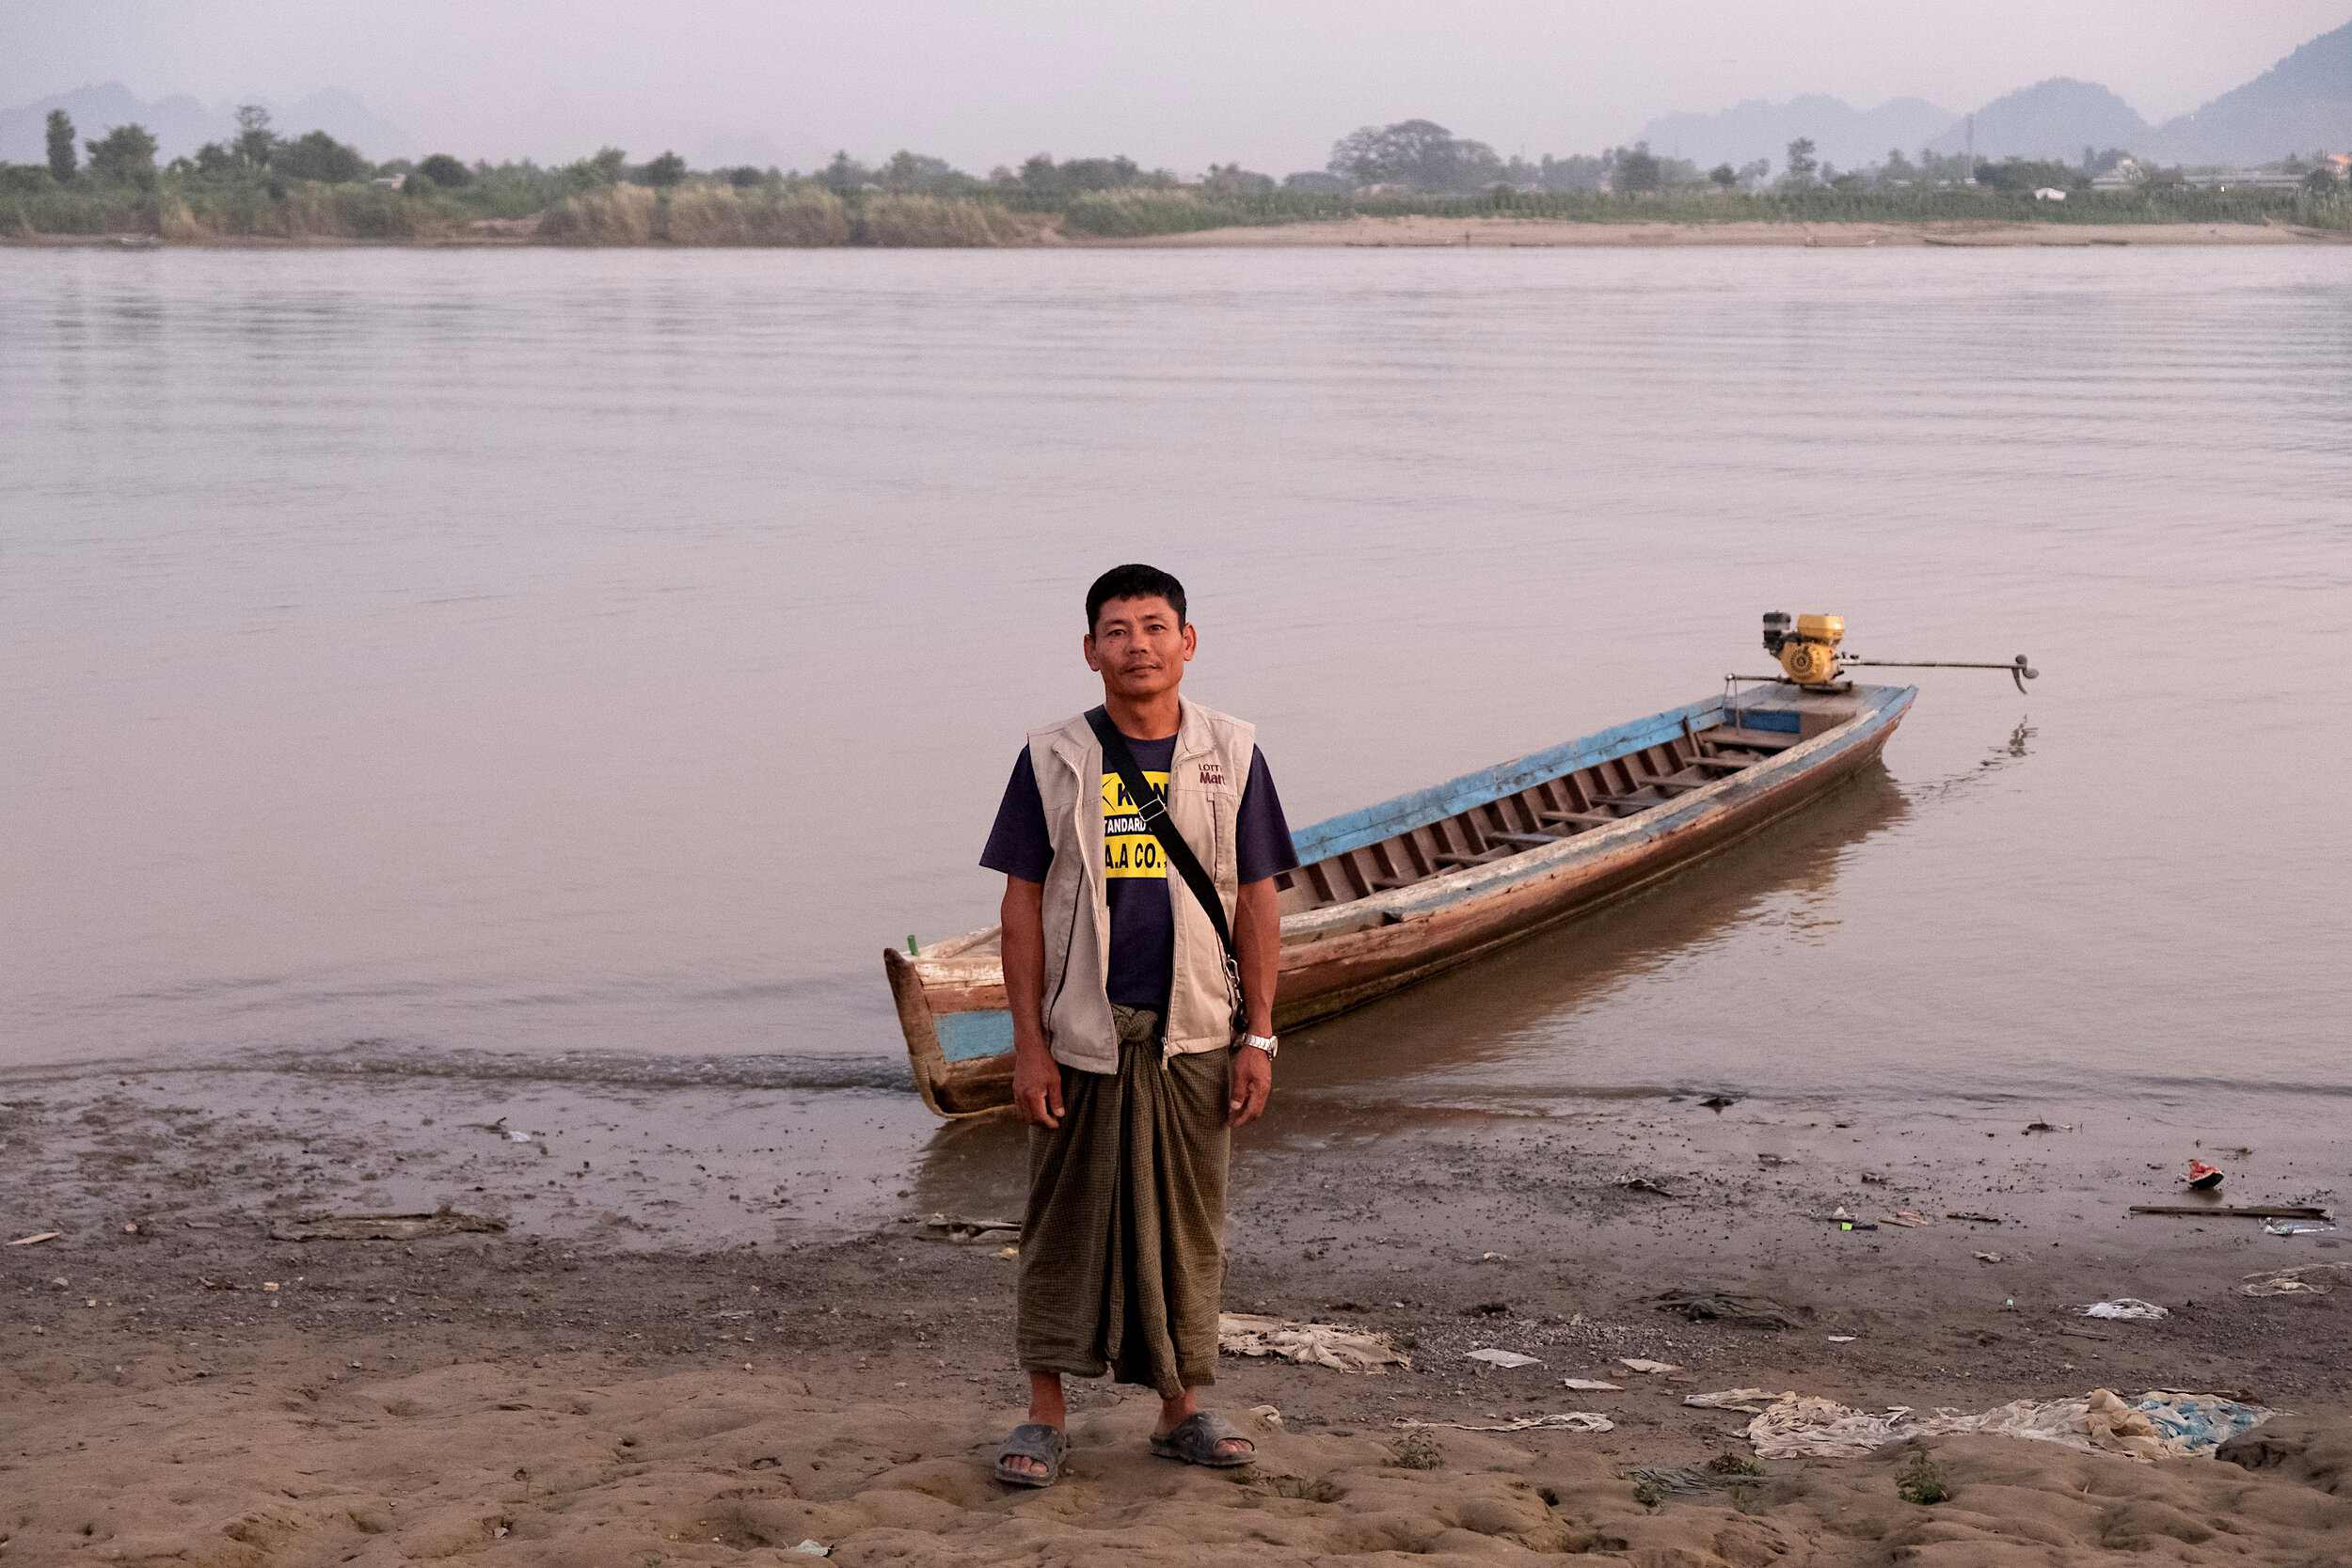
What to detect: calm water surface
<box><xmin>4</xmin><ymin>246</ymin><xmax>2347</xmax><ymax>1155</ymax></box>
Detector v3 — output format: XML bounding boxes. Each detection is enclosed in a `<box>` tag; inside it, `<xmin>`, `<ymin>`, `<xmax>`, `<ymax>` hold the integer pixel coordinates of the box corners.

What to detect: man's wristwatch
<box><xmin>1241</xmin><ymin>1033</ymin><xmax>1278</xmax><ymax>1059</ymax></box>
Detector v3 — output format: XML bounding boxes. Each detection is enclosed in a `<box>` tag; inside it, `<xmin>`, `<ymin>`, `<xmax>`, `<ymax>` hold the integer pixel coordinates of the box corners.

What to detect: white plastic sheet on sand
<box><xmin>2078</xmin><ymin>1297</ymin><xmax>2169</xmax><ymax>1320</ymax></box>
<box><xmin>1398</xmin><ymin>1412</ymin><xmax>1613</xmax><ymax>1433</ymax></box>
<box><xmin>2241</xmin><ymin>1261</ymin><xmax>2352</xmax><ymax>1296</ymax></box>
<box><xmin>1216</xmin><ymin>1312</ymin><xmax>1410</xmax><ymax>1372</ymax></box>
<box><xmin>1686</xmin><ymin>1387</ymin><xmax>2270</xmax><ymax>1463</ymax></box>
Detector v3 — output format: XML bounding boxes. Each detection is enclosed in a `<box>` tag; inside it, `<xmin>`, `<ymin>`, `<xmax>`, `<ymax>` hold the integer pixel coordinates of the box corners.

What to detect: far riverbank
<box><xmin>10</xmin><ymin>214</ymin><xmax>2347</xmax><ymax>249</ymax></box>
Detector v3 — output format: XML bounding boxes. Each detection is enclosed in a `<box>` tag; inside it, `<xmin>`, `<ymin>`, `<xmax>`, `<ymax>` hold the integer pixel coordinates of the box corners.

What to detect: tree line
<box><xmin>10</xmin><ymin>108</ymin><xmax>2340</xmax><ymax>207</ymax></box>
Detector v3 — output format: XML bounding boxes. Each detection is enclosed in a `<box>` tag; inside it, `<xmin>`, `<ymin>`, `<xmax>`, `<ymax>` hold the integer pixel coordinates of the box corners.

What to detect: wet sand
<box><xmin>12</xmin><ymin>216</ymin><xmax>2347</xmax><ymax>251</ymax></box>
<box><xmin>1104</xmin><ymin>214</ymin><xmax>2342</xmax><ymax>247</ymax></box>
<box><xmin>7</xmin><ymin>1079</ymin><xmax>2347</xmax><ymax>1564</ymax></box>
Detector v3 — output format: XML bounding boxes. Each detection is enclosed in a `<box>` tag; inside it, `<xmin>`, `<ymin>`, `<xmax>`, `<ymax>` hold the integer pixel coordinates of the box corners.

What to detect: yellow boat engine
<box><xmin>1761</xmin><ymin>611</ymin><xmax>1846</xmax><ymax>689</ymax></box>
<box><xmin>1754</xmin><ymin>611</ymin><xmax>2039</xmax><ymax>692</ymax></box>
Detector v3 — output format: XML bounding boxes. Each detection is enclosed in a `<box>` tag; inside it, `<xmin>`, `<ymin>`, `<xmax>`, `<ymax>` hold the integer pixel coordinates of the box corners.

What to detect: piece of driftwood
<box><xmin>2129</xmin><ymin>1205</ymin><xmax>2330</xmax><ymax>1220</ymax></box>
<box><xmin>1652</xmin><ymin>1287</ymin><xmax>1808</xmax><ymax>1329</ymax></box>
<box><xmin>268</xmin><ymin>1209</ymin><xmax>507</xmax><ymax>1242</ymax></box>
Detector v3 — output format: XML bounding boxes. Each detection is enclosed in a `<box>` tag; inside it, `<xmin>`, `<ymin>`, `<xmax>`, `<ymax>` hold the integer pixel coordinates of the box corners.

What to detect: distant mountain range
<box><xmin>0</xmin><ymin>83</ymin><xmax>409</xmax><ymax>165</ymax></box>
<box><xmin>1644</xmin><ymin>17</ymin><xmax>2352</xmax><ymax>170</ymax></box>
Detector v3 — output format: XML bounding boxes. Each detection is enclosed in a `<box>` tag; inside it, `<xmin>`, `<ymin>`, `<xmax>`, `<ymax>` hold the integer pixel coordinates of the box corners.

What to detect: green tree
<box><xmin>1708</xmin><ymin>162</ymin><xmax>1738</xmax><ymax>189</ymax></box>
<box><xmin>2304</xmin><ymin>164</ymin><xmax>2341</xmax><ymax>194</ymax></box>
<box><xmin>412</xmin><ymin>153</ymin><xmax>471</xmax><ymax>187</ymax></box>
<box><xmin>642</xmin><ymin>150</ymin><xmax>687</xmax><ymax>186</ymax></box>
<box><xmin>85</xmin><ymin>123</ymin><xmax>159</xmax><ymax>188</ymax></box>
<box><xmin>1613</xmin><ymin>142</ymin><xmax>1662</xmax><ymax>193</ymax></box>
<box><xmin>1327</xmin><ymin>119</ymin><xmax>1501</xmax><ymax>192</ymax></box>
<box><xmin>233</xmin><ymin>103</ymin><xmax>277</xmax><ymax>166</ymax></box>
<box><xmin>45</xmin><ymin>108</ymin><xmax>75</xmax><ymax>182</ymax></box>
<box><xmin>1973</xmin><ymin>157</ymin><xmax>2074</xmax><ymax>193</ymax></box>
<box><xmin>591</xmin><ymin>147</ymin><xmax>627</xmax><ymax>182</ymax></box>
<box><xmin>276</xmin><ymin>129</ymin><xmax>368</xmax><ymax>183</ymax></box>
<box><xmin>821</xmin><ymin>150</ymin><xmax>872</xmax><ymax>193</ymax></box>
<box><xmin>876</xmin><ymin>150</ymin><xmax>966</xmax><ymax>193</ymax></box>
<box><xmin>1779</xmin><ymin>137</ymin><xmax>1818</xmax><ymax>190</ymax></box>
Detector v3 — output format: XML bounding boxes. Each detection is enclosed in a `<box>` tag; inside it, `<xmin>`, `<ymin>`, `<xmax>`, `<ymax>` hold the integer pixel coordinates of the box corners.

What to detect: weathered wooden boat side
<box><xmin>889</xmin><ymin>681</ymin><xmax>1915</xmax><ymax>1117</ymax></box>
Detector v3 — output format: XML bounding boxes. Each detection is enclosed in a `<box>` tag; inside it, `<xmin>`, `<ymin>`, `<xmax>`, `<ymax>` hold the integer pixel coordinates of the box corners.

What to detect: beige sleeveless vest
<box><xmin>1026</xmin><ymin>700</ymin><xmax>1257</xmax><ymax>1074</ymax></box>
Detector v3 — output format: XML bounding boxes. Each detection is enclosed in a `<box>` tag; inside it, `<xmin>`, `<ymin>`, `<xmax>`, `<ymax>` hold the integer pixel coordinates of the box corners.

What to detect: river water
<box><xmin>4</xmin><ymin>246</ymin><xmax>2346</xmax><ymax>1205</ymax></box>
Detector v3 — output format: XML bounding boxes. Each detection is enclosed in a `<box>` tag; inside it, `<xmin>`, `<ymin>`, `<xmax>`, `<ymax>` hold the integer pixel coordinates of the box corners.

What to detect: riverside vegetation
<box><xmin>9</xmin><ymin>107</ymin><xmax>2349</xmax><ymax>245</ymax></box>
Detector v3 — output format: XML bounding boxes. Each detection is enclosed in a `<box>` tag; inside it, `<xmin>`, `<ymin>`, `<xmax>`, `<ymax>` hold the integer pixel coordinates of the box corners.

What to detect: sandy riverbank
<box><xmin>1104</xmin><ymin>215</ymin><xmax>2346</xmax><ymax>248</ymax></box>
<box><xmin>5</xmin><ymin>1069</ymin><xmax>2349</xmax><ymax>1563</ymax></box>
<box><xmin>11</xmin><ymin>216</ymin><xmax>2349</xmax><ymax>251</ymax></box>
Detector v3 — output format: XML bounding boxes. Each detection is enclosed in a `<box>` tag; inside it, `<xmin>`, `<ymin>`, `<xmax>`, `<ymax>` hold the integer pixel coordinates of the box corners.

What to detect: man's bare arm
<box><xmin>1229</xmin><ymin>876</ymin><xmax>1279</xmax><ymax>1126</ymax></box>
<box><xmin>1001</xmin><ymin>876</ymin><xmax>1061</xmax><ymax>1128</ymax></box>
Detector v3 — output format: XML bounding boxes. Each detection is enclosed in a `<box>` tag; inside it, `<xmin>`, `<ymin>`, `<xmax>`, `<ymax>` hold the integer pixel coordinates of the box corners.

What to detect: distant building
<box><xmin>2090</xmin><ymin>157</ymin><xmax>2142</xmax><ymax>191</ymax></box>
<box><xmin>2032</xmin><ymin>187</ymin><xmax>2068</xmax><ymax>200</ymax></box>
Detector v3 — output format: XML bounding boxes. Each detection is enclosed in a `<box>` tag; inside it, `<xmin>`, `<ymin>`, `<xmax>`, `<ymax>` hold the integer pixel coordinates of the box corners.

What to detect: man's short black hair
<box><xmin>1086</xmin><ymin>563</ymin><xmax>1187</xmax><ymax>633</ymax></box>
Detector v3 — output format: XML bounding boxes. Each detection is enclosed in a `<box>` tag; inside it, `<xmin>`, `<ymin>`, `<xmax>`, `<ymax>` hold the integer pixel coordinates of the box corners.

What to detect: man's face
<box><xmin>1084</xmin><ymin>594</ymin><xmax>1195</xmax><ymax>700</ymax></box>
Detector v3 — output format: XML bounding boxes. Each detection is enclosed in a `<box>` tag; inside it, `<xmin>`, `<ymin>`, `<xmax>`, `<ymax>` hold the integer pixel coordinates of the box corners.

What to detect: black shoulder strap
<box><xmin>1084</xmin><ymin>706</ymin><xmax>1236</xmax><ymax>969</ymax></box>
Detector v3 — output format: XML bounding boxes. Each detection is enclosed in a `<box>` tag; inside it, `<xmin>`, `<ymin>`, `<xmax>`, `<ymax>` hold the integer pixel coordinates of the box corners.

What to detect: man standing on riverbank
<box><xmin>979</xmin><ymin>563</ymin><xmax>1297</xmax><ymax>1486</ymax></box>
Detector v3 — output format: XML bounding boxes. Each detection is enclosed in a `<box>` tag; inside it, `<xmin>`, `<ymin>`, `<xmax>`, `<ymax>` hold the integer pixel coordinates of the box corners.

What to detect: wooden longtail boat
<box><xmin>885</xmin><ymin>680</ymin><xmax>1915</xmax><ymax>1117</ymax></box>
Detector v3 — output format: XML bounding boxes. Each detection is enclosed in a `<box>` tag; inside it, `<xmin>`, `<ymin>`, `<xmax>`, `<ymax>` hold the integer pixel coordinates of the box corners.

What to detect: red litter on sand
<box><xmin>2185</xmin><ymin>1161</ymin><xmax>2225</xmax><ymax>1191</ymax></box>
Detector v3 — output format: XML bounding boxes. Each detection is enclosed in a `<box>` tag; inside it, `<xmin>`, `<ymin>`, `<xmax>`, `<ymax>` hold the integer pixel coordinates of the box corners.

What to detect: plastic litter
<box><xmin>1692</xmin><ymin>1386</ymin><xmax>2266</xmax><ymax>1463</ymax></box>
<box><xmin>1619</xmin><ymin>1178</ymin><xmax>1681</xmax><ymax>1197</ymax></box>
<box><xmin>1399</xmin><ymin>1412</ymin><xmax>1613</xmax><ymax>1433</ymax></box>
<box><xmin>1826</xmin><ymin>1335</ymin><xmax>1856</xmax><ymax>1343</ymax></box>
<box><xmin>1620</xmin><ymin>1357</ymin><xmax>1683</xmax><ymax>1374</ymax></box>
<box><xmin>1561</xmin><ymin>1378</ymin><xmax>1623</xmax><ymax>1391</ymax></box>
<box><xmin>789</xmin><ymin>1543</ymin><xmax>832</xmax><ymax>1558</ymax></box>
<box><xmin>1466</xmin><ymin>1347</ymin><xmax>1542</xmax><ymax>1369</ymax></box>
<box><xmin>1947</xmin><ymin>1212</ymin><xmax>2002</xmax><ymax>1224</ymax></box>
<box><xmin>2261</xmin><ymin>1217</ymin><xmax>2337</xmax><ymax>1236</ymax></box>
<box><xmin>992</xmin><ymin>1245</ymin><xmax>1018</xmax><ymax>1259</ymax></box>
<box><xmin>2079</xmin><ymin>1298</ymin><xmax>2169</xmax><ymax>1321</ymax></box>
<box><xmin>1685</xmin><ymin>1388</ymin><xmax>1788</xmax><ymax>1414</ymax></box>
<box><xmin>6</xmin><ymin>1232</ymin><xmax>61</xmax><ymax>1247</ymax></box>
<box><xmin>1217</xmin><ymin>1312</ymin><xmax>1411</xmax><ymax>1372</ymax></box>
<box><xmin>1883</xmin><ymin>1212</ymin><xmax>1932</xmax><ymax>1227</ymax></box>
<box><xmin>2240</xmin><ymin>1262</ymin><xmax>2352</xmax><ymax>1297</ymax></box>
<box><xmin>1975</xmin><ymin>1251</ymin><xmax>2005</xmax><ymax>1263</ymax></box>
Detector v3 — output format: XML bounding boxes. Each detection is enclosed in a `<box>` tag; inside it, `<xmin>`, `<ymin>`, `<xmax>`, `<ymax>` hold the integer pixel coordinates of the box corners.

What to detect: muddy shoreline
<box><xmin>5</xmin><ymin>1072</ymin><xmax>2346</xmax><ymax>1563</ymax></box>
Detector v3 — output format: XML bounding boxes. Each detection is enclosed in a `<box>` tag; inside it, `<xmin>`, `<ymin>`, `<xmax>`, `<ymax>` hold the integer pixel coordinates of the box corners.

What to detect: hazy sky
<box><xmin>7</xmin><ymin>0</ymin><xmax>2345</xmax><ymax>172</ymax></box>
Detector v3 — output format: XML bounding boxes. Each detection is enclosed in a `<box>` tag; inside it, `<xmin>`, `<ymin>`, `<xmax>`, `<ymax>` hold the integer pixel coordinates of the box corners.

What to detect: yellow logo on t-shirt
<box><xmin>1102</xmin><ymin>770</ymin><xmax>1169</xmax><ymax>879</ymax></box>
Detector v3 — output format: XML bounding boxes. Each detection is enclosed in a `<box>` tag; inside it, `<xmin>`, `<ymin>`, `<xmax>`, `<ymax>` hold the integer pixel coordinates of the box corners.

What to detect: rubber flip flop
<box><xmin>1149</xmin><ymin>1411</ymin><xmax>1254</xmax><ymax>1467</ymax></box>
<box><xmin>993</xmin><ymin>1422</ymin><xmax>1067</xmax><ymax>1487</ymax></box>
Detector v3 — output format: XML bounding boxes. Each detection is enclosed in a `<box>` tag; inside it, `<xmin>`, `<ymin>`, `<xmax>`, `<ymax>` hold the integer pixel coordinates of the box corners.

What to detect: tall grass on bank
<box><xmin>3</xmin><ymin>176</ymin><xmax>538</xmax><ymax>240</ymax></box>
<box><xmin>537</xmin><ymin>184</ymin><xmax>1034</xmax><ymax>245</ymax></box>
<box><xmin>540</xmin><ymin>182</ymin><xmax>852</xmax><ymax>245</ymax></box>
<box><xmin>1053</xmin><ymin>183</ymin><xmax>2330</xmax><ymax>238</ymax></box>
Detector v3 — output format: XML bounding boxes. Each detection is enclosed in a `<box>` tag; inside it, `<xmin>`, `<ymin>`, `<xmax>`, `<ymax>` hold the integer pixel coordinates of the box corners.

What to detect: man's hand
<box><xmin>1014</xmin><ymin>1043</ymin><xmax>1064</xmax><ymax>1129</ymax></box>
<box><xmin>1229</xmin><ymin>1045</ymin><xmax>1272</xmax><ymax>1127</ymax></box>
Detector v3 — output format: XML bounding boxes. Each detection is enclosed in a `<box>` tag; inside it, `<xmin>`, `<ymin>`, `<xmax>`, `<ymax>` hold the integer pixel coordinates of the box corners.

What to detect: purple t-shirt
<box><xmin>980</xmin><ymin>733</ymin><xmax>1299</xmax><ymax>1008</ymax></box>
